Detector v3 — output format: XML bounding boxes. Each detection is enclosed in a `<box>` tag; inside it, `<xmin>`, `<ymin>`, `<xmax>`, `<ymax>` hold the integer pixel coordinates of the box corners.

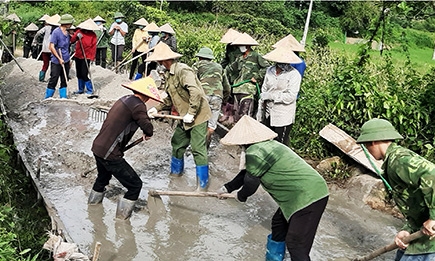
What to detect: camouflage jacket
<box><xmin>382</xmin><ymin>143</ymin><xmax>435</xmax><ymax>254</ymax></box>
<box><xmin>94</xmin><ymin>27</ymin><xmax>110</xmax><ymax>48</ymax></box>
<box><xmin>225</xmin><ymin>50</ymin><xmax>269</xmax><ymax>96</ymax></box>
<box><xmin>220</xmin><ymin>44</ymin><xmax>241</xmax><ymax>69</ymax></box>
<box><xmin>192</xmin><ymin>59</ymin><xmax>226</xmax><ymax>98</ymax></box>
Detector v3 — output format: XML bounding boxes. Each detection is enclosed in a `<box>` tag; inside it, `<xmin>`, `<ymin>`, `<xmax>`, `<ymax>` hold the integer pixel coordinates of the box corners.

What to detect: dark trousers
<box><xmin>234</xmin><ymin>93</ymin><xmax>255</xmax><ymax>122</ymax></box>
<box><xmin>138</xmin><ymin>61</ymin><xmax>157</xmax><ymax>76</ymax></box>
<box><xmin>110</xmin><ymin>43</ymin><xmax>124</xmax><ymax>63</ymax></box>
<box><xmin>75</xmin><ymin>58</ymin><xmax>90</xmax><ymax>82</ymax></box>
<box><xmin>41</xmin><ymin>52</ymin><xmax>51</xmax><ymax>71</ymax></box>
<box><xmin>129</xmin><ymin>51</ymin><xmax>145</xmax><ymax>79</ymax></box>
<box><xmin>47</xmin><ymin>62</ymin><xmax>70</xmax><ymax>89</ymax></box>
<box><xmin>95</xmin><ymin>47</ymin><xmax>107</xmax><ymax>68</ymax></box>
<box><xmin>1</xmin><ymin>46</ymin><xmax>13</xmax><ymax>63</ymax></box>
<box><xmin>272</xmin><ymin>197</ymin><xmax>328</xmax><ymax>261</ymax></box>
<box><xmin>92</xmin><ymin>155</ymin><xmax>143</xmax><ymax>201</ymax></box>
<box><xmin>264</xmin><ymin>117</ymin><xmax>293</xmax><ymax>146</ymax></box>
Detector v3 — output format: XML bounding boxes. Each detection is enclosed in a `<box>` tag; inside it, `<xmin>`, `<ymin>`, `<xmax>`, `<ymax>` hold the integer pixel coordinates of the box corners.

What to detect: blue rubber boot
<box><xmin>59</xmin><ymin>87</ymin><xmax>67</xmax><ymax>99</ymax></box>
<box><xmin>265</xmin><ymin>234</ymin><xmax>286</xmax><ymax>261</ymax></box>
<box><xmin>196</xmin><ymin>165</ymin><xmax>209</xmax><ymax>191</ymax></box>
<box><xmin>134</xmin><ymin>73</ymin><xmax>143</xmax><ymax>80</ymax></box>
<box><xmin>170</xmin><ymin>156</ymin><xmax>184</xmax><ymax>175</ymax></box>
<box><xmin>44</xmin><ymin>88</ymin><xmax>55</xmax><ymax>99</ymax></box>
<box><xmin>39</xmin><ymin>71</ymin><xmax>46</xmax><ymax>82</ymax></box>
<box><xmin>74</xmin><ymin>79</ymin><xmax>85</xmax><ymax>94</ymax></box>
<box><xmin>85</xmin><ymin>81</ymin><xmax>93</xmax><ymax>94</ymax></box>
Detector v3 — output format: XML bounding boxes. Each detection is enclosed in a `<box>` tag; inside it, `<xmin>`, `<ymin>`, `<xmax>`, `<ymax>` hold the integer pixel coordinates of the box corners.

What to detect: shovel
<box><xmin>58</xmin><ymin>48</ymin><xmax>68</xmax><ymax>83</ymax></box>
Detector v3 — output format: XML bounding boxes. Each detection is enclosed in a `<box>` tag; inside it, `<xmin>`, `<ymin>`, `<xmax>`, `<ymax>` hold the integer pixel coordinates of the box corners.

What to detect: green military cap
<box><xmin>58</xmin><ymin>14</ymin><xmax>74</xmax><ymax>25</ymax></box>
<box><xmin>196</xmin><ymin>47</ymin><xmax>214</xmax><ymax>60</ymax></box>
<box><xmin>114</xmin><ymin>12</ymin><xmax>124</xmax><ymax>19</ymax></box>
<box><xmin>356</xmin><ymin>118</ymin><xmax>403</xmax><ymax>144</ymax></box>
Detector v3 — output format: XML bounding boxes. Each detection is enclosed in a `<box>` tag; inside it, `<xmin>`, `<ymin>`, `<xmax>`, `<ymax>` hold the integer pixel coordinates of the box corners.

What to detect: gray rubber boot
<box><xmin>115</xmin><ymin>198</ymin><xmax>136</xmax><ymax>220</ymax></box>
<box><xmin>88</xmin><ymin>190</ymin><xmax>105</xmax><ymax>205</ymax></box>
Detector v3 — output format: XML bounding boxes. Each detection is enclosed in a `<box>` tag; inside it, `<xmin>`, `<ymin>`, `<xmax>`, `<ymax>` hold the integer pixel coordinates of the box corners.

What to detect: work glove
<box><xmin>183</xmin><ymin>113</ymin><xmax>195</xmax><ymax>123</ymax></box>
<box><xmin>77</xmin><ymin>33</ymin><xmax>83</xmax><ymax>39</ymax></box>
<box><xmin>256</xmin><ymin>105</ymin><xmax>263</xmax><ymax>122</ymax></box>
<box><xmin>147</xmin><ymin>107</ymin><xmax>158</xmax><ymax>118</ymax></box>
<box><xmin>260</xmin><ymin>92</ymin><xmax>273</xmax><ymax>101</ymax></box>
<box><xmin>216</xmin><ymin>186</ymin><xmax>228</xmax><ymax>200</ymax></box>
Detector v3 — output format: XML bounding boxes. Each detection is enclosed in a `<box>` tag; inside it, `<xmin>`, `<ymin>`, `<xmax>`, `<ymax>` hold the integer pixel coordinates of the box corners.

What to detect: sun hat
<box><xmin>220</xmin><ymin>28</ymin><xmax>242</xmax><ymax>44</ymax></box>
<box><xmin>273</xmin><ymin>34</ymin><xmax>306</xmax><ymax>52</ymax></box>
<box><xmin>144</xmin><ymin>22</ymin><xmax>160</xmax><ymax>33</ymax></box>
<box><xmin>134</xmin><ymin>18</ymin><xmax>149</xmax><ymax>27</ymax></box>
<box><xmin>77</xmin><ymin>18</ymin><xmax>99</xmax><ymax>31</ymax></box>
<box><xmin>263</xmin><ymin>47</ymin><xmax>302</xmax><ymax>64</ymax></box>
<box><xmin>69</xmin><ymin>25</ymin><xmax>76</xmax><ymax>30</ymax></box>
<box><xmin>39</xmin><ymin>14</ymin><xmax>50</xmax><ymax>22</ymax></box>
<box><xmin>230</xmin><ymin>33</ymin><xmax>258</xmax><ymax>46</ymax></box>
<box><xmin>356</xmin><ymin>118</ymin><xmax>403</xmax><ymax>144</ymax></box>
<box><xmin>145</xmin><ymin>42</ymin><xmax>182</xmax><ymax>62</ymax></box>
<box><xmin>24</xmin><ymin>23</ymin><xmax>39</xmax><ymax>32</ymax></box>
<box><xmin>58</xmin><ymin>14</ymin><xmax>74</xmax><ymax>25</ymax></box>
<box><xmin>196</xmin><ymin>47</ymin><xmax>214</xmax><ymax>60</ymax></box>
<box><xmin>45</xmin><ymin>14</ymin><xmax>61</xmax><ymax>26</ymax></box>
<box><xmin>159</xmin><ymin>23</ymin><xmax>175</xmax><ymax>35</ymax></box>
<box><xmin>93</xmin><ymin>15</ymin><xmax>106</xmax><ymax>23</ymax></box>
<box><xmin>6</xmin><ymin>13</ymin><xmax>21</xmax><ymax>23</ymax></box>
<box><xmin>121</xmin><ymin>77</ymin><xmax>163</xmax><ymax>103</ymax></box>
<box><xmin>220</xmin><ymin>115</ymin><xmax>278</xmax><ymax>145</ymax></box>
<box><xmin>114</xmin><ymin>12</ymin><xmax>124</xmax><ymax>19</ymax></box>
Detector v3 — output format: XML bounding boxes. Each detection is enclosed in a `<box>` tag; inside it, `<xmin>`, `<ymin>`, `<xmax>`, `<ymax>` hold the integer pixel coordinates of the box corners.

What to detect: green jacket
<box><xmin>221</xmin><ymin>44</ymin><xmax>241</xmax><ymax>69</ymax></box>
<box><xmin>192</xmin><ymin>59</ymin><xmax>228</xmax><ymax>98</ymax></box>
<box><xmin>246</xmin><ymin>140</ymin><xmax>329</xmax><ymax>220</ymax></box>
<box><xmin>382</xmin><ymin>143</ymin><xmax>435</xmax><ymax>255</ymax></box>
<box><xmin>155</xmin><ymin>62</ymin><xmax>211</xmax><ymax>130</ymax></box>
<box><xmin>94</xmin><ymin>27</ymin><xmax>109</xmax><ymax>48</ymax></box>
<box><xmin>225</xmin><ymin>50</ymin><xmax>269</xmax><ymax>96</ymax></box>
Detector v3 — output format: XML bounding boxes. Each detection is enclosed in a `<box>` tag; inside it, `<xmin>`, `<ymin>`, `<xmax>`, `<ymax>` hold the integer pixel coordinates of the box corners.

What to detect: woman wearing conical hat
<box><xmin>93</xmin><ymin>15</ymin><xmax>110</xmax><ymax>68</ymax></box>
<box><xmin>129</xmin><ymin>18</ymin><xmax>149</xmax><ymax>80</ymax></box>
<box><xmin>158</xmin><ymin>23</ymin><xmax>177</xmax><ymax>52</ymax></box>
<box><xmin>23</xmin><ymin>23</ymin><xmax>38</xmax><ymax>59</ymax></box>
<box><xmin>217</xmin><ymin>115</ymin><xmax>329</xmax><ymax>261</ymax></box>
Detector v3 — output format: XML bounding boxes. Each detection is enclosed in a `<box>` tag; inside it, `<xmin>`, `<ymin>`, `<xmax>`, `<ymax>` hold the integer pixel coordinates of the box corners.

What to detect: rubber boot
<box><xmin>44</xmin><ymin>88</ymin><xmax>55</xmax><ymax>99</ymax></box>
<box><xmin>88</xmin><ymin>189</ymin><xmax>105</xmax><ymax>205</ymax></box>
<box><xmin>265</xmin><ymin>234</ymin><xmax>286</xmax><ymax>261</ymax></box>
<box><xmin>170</xmin><ymin>156</ymin><xmax>184</xmax><ymax>175</ymax></box>
<box><xmin>73</xmin><ymin>79</ymin><xmax>85</xmax><ymax>94</ymax></box>
<box><xmin>85</xmin><ymin>81</ymin><xmax>93</xmax><ymax>94</ymax></box>
<box><xmin>39</xmin><ymin>71</ymin><xmax>46</xmax><ymax>82</ymax></box>
<box><xmin>59</xmin><ymin>87</ymin><xmax>67</xmax><ymax>99</ymax></box>
<box><xmin>134</xmin><ymin>73</ymin><xmax>143</xmax><ymax>80</ymax></box>
<box><xmin>115</xmin><ymin>197</ymin><xmax>136</xmax><ymax>220</ymax></box>
<box><xmin>196</xmin><ymin>165</ymin><xmax>209</xmax><ymax>191</ymax></box>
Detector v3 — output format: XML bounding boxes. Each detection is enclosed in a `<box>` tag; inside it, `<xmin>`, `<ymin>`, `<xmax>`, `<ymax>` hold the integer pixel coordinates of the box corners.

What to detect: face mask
<box><xmin>95</xmin><ymin>21</ymin><xmax>102</xmax><ymax>26</ymax></box>
<box><xmin>239</xmin><ymin>46</ymin><xmax>247</xmax><ymax>53</ymax></box>
<box><xmin>138</xmin><ymin>25</ymin><xmax>144</xmax><ymax>29</ymax></box>
<box><xmin>115</xmin><ymin>18</ymin><xmax>122</xmax><ymax>23</ymax></box>
<box><xmin>276</xmin><ymin>63</ymin><xmax>292</xmax><ymax>72</ymax></box>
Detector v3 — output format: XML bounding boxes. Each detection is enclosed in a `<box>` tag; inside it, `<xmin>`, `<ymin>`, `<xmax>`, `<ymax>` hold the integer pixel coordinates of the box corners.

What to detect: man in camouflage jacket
<box><xmin>357</xmin><ymin>118</ymin><xmax>435</xmax><ymax>260</ymax></box>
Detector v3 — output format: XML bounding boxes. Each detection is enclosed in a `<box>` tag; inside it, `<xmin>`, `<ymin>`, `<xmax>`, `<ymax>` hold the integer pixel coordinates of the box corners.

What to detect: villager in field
<box><xmin>35</xmin><ymin>14</ymin><xmax>50</xmax><ymax>58</ymax></box>
<box><xmin>192</xmin><ymin>47</ymin><xmax>229</xmax><ymax>148</ymax></box>
<box><xmin>224</xmin><ymin>33</ymin><xmax>269</xmax><ymax>122</ymax></box>
<box><xmin>159</xmin><ymin>23</ymin><xmax>177</xmax><ymax>52</ymax></box>
<box><xmin>71</xmin><ymin>19</ymin><xmax>98</xmax><ymax>95</ymax></box>
<box><xmin>256</xmin><ymin>47</ymin><xmax>302</xmax><ymax>146</ymax></box>
<box><xmin>93</xmin><ymin>15</ymin><xmax>109</xmax><ymax>69</ymax></box>
<box><xmin>146</xmin><ymin>42</ymin><xmax>212</xmax><ymax>191</ymax></box>
<box><xmin>136</xmin><ymin>22</ymin><xmax>160</xmax><ymax>79</ymax></box>
<box><xmin>217</xmin><ymin>115</ymin><xmax>329</xmax><ymax>261</ymax></box>
<box><xmin>272</xmin><ymin>34</ymin><xmax>306</xmax><ymax>79</ymax></box>
<box><xmin>109</xmin><ymin>12</ymin><xmax>128</xmax><ymax>67</ymax></box>
<box><xmin>1</xmin><ymin>13</ymin><xmax>20</xmax><ymax>63</ymax></box>
<box><xmin>33</xmin><ymin>14</ymin><xmax>59</xmax><ymax>82</ymax></box>
<box><xmin>129</xmin><ymin>18</ymin><xmax>149</xmax><ymax>80</ymax></box>
<box><xmin>88</xmin><ymin>78</ymin><xmax>162</xmax><ymax>220</ymax></box>
<box><xmin>357</xmin><ymin>118</ymin><xmax>435</xmax><ymax>261</ymax></box>
<box><xmin>44</xmin><ymin>14</ymin><xmax>74</xmax><ymax>99</ymax></box>
<box><xmin>23</xmin><ymin>23</ymin><xmax>38</xmax><ymax>59</ymax></box>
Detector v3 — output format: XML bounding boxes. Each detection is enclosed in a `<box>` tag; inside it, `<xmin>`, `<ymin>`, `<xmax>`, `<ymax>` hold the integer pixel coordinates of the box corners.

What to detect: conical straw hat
<box><xmin>93</xmin><ymin>15</ymin><xmax>106</xmax><ymax>23</ymax></box>
<box><xmin>159</xmin><ymin>23</ymin><xmax>175</xmax><ymax>35</ymax></box>
<box><xmin>77</xmin><ymin>18</ymin><xmax>100</xmax><ymax>31</ymax></box>
<box><xmin>272</xmin><ymin>34</ymin><xmax>306</xmax><ymax>52</ymax></box>
<box><xmin>220</xmin><ymin>115</ymin><xmax>277</xmax><ymax>145</ymax></box>
<box><xmin>39</xmin><ymin>14</ymin><xmax>50</xmax><ymax>21</ymax></box>
<box><xmin>263</xmin><ymin>47</ymin><xmax>302</xmax><ymax>64</ymax></box>
<box><xmin>145</xmin><ymin>42</ymin><xmax>182</xmax><ymax>62</ymax></box>
<box><xmin>121</xmin><ymin>77</ymin><xmax>163</xmax><ymax>103</ymax></box>
<box><xmin>134</xmin><ymin>18</ymin><xmax>149</xmax><ymax>26</ymax></box>
<box><xmin>69</xmin><ymin>25</ymin><xmax>76</xmax><ymax>30</ymax></box>
<box><xmin>144</xmin><ymin>22</ymin><xmax>160</xmax><ymax>32</ymax></box>
<box><xmin>6</xmin><ymin>13</ymin><xmax>21</xmax><ymax>22</ymax></box>
<box><xmin>24</xmin><ymin>23</ymin><xmax>39</xmax><ymax>31</ymax></box>
<box><xmin>46</xmin><ymin>14</ymin><xmax>61</xmax><ymax>26</ymax></box>
<box><xmin>230</xmin><ymin>33</ymin><xmax>258</xmax><ymax>46</ymax></box>
<box><xmin>220</xmin><ymin>28</ymin><xmax>242</xmax><ymax>44</ymax></box>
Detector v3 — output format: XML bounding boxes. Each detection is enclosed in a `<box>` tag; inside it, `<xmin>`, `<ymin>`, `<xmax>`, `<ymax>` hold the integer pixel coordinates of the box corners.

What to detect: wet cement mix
<box><xmin>0</xmin><ymin>58</ymin><xmax>403</xmax><ymax>261</ymax></box>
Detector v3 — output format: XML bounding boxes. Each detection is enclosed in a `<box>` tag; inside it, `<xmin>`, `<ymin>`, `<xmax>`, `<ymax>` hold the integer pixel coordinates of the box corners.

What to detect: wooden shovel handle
<box><xmin>153</xmin><ymin>114</ymin><xmax>183</xmax><ymax>120</ymax></box>
<box><xmin>148</xmin><ymin>189</ymin><xmax>235</xmax><ymax>199</ymax></box>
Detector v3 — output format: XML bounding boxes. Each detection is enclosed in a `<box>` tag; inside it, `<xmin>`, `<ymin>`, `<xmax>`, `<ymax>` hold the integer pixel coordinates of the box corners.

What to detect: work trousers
<box><xmin>138</xmin><ymin>61</ymin><xmax>157</xmax><ymax>76</ymax></box>
<box><xmin>395</xmin><ymin>249</ymin><xmax>435</xmax><ymax>261</ymax></box>
<box><xmin>1</xmin><ymin>46</ymin><xmax>13</xmax><ymax>63</ymax></box>
<box><xmin>75</xmin><ymin>58</ymin><xmax>91</xmax><ymax>82</ymax></box>
<box><xmin>47</xmin><ymin>62</ymin><xmax>70</xmax><ymax>90</ymax></box>
<box><xmin>110</xmin><ymin>43</ymin><xmax>124</xmax><ymax>63</ymax></box>
<box><xmin>234</xmin><ymin>93</ymin><xmax>255</xmax><ymax>122</ymax></box>
<box><xmin>95</xmin><ymin>47</ymin><xmax>107</xmax><ymax>68</ymax></box>
<box><xmin>92</xmin><ymin>155</ymin><xmax>143</xmax><ymax>201</ymax></box>
<box><xmin>171</xmin><ymin>121</ymin><xmax>208</xmax><ymax>166</ymax></box>
<box><xmin>129</xmin><ymin>50</ymin><xmax>145</xmax><ymax>79</ymax></box>
<box><xmin>271</xmin><ymin>197</ymin><xmax>328</xmax><ymax>261</ymax></box>
<box><xmin>264</xmin><ymin>117</ymin><xmax>293</xmax><ymax>147</ymax></box>
<box><xmin>41</xmin><ymin>52</ymin><xmax>51</xmax><ymax>72</ymax></box>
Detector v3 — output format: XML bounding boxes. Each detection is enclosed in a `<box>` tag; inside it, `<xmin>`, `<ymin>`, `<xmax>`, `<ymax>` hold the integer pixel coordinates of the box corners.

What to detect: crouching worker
<box><xmin>88</xmin><ymin>77</ymin><xmax>163</xmax><ymax>220</ymax></box>
<box><xmin>357</xmin><ymin>118</ymin><xmax>435</xmax><ymax>261</ymax></box>
<box><xmin>217</xmin><ymin>115</ymin><xmax>329</xmax><ymax>261</ymax></box>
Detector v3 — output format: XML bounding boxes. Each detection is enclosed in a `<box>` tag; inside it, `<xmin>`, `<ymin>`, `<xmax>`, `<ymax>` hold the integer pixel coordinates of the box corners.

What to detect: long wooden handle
<box><xmin>153</xmin><ymin>114</ymin><xmax>183</xmax><ymax>120</ymax></box>
<box><xmin>353</xmin><ymin>230</ymin><xmax>425</xmax><ymax>261</ymax></box>
<box><xmin>92</xmin><ymin>241</ymin><xmax>102</xmax><ymax>261</ymax></box>
<box><xmin>148</xmin><ymin>189</ymin><xmax>235</xmax><ymax>199</ymax></box>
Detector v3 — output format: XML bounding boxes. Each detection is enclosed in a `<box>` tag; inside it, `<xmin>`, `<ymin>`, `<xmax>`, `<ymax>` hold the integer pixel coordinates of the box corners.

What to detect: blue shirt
<box><xmin>49</xmin><ymin>27</ymin><xmax>71</xmax><ymax>64</ymax></box>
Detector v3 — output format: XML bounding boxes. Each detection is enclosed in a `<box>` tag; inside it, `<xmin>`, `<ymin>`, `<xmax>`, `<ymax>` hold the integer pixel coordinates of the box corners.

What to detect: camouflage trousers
<box><xmin>233</xmin><ymin>93</ymin><xmax>255</xmax><ymax>122</ymax></box>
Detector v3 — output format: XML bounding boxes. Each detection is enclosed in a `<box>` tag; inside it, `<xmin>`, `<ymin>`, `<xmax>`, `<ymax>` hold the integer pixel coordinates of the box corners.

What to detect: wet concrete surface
<box><xmin>0</xmin><ymin>58</ymin><xmax>404</xmax><ymax>260</ymax></box>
